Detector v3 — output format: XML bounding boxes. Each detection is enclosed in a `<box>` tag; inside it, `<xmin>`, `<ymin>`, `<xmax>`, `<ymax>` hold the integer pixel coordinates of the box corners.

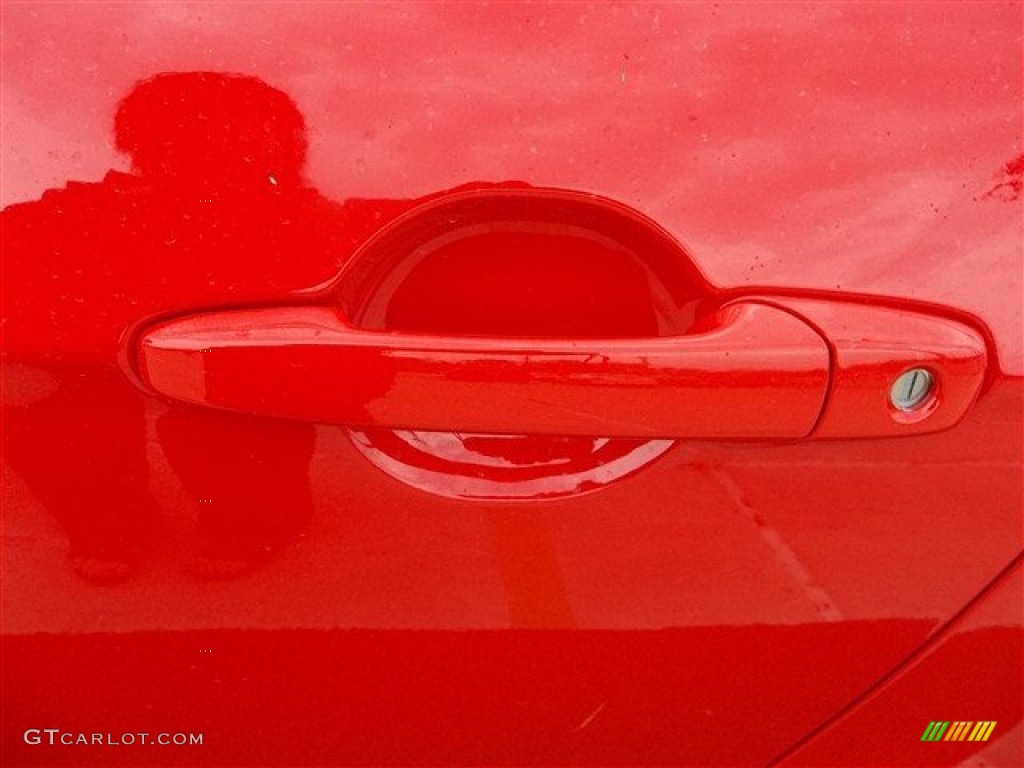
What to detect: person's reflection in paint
<box><xmin>2</xmin><ymin>72</ymin><xmax>400</xmax><ymax>582</ymax></box>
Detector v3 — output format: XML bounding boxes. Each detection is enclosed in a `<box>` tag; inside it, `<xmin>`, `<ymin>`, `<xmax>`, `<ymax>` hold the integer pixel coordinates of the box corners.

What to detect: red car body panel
<box><xmin>2</xmin><ymin>2</ymin><xmax>1021</xmax><ymax>765</ymax></box>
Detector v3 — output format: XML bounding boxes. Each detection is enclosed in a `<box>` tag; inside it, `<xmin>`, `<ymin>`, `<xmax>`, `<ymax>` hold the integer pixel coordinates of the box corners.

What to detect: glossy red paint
<box><xmin>775</xmin><ymin>553</ymin><xmax>1024</xmax><ymax>766</ymax></box>
<box><xmin>135</xmin><ymin>190</ymin><xmax>989</xmax><ymax>444</ymax></box>
<box><xmin>2</xmin><ymin>3</ymin><xmax>1021</xmax><ymax>766</ymax></box>
<box><xmin>137</xmin><ymin>301</ymin><xmax>830</xmax><ymax>438</ymax></box>
<box><xmin>758</xmin><ymin>297</ymin><xmax>990</xmax><ymax>438</ymax></box>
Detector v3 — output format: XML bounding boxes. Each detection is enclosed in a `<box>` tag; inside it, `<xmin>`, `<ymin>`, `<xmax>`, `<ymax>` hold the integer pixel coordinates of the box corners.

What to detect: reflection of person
<box><xmin>1</xmin><ymin>72</ymin><xmax>374</xmax><ymax>581</ymax></box>
<box><xmin>3</xmin><ymin>69</ymin><xmax>536</xmax><ymax>583</ymax></box>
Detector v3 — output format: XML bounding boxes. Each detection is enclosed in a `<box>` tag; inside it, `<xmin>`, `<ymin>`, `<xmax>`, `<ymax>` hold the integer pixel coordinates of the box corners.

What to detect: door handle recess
<box><xmin>137</xmin><ymin>300</ymin><xmax>831</xmax><ymax>439</ymax></box>
<box><xmin>133</xmin><ymin>185</ymin><xmax>990</xmax><ymax>442</ymax></box>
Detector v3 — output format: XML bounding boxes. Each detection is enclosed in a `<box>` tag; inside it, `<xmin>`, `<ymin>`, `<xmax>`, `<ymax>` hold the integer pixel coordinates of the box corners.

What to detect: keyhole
<box><xmin>890</xmin><ymin>368</ymin><xmax>934</xmax><ymax>411</ymax></box>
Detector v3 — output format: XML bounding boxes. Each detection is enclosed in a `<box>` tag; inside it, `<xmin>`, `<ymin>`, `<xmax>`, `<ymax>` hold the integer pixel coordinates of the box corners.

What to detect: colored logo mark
<box><xmin>921</xmin><ymin>721</ymin><xmax>997</xmax><ymax>742</ymax></box>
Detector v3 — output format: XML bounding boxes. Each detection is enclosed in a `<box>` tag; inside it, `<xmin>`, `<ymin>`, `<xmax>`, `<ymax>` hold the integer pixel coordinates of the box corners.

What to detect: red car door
<box><xmin>3</xmin><ymin>3</ymin><xmax>1021</xmax><ymax>766</ymax></box>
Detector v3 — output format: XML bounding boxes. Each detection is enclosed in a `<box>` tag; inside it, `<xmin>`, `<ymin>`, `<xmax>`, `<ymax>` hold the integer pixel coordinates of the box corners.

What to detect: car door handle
<box><xmin>132</xmin><ymin>188</ymin><xmax>989</xmax><ymax>441</ymax></box>
<box><xmin>136</xmin><ymin>300</ymin><xmax>831</xmax><ymax>439</ymax></box>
